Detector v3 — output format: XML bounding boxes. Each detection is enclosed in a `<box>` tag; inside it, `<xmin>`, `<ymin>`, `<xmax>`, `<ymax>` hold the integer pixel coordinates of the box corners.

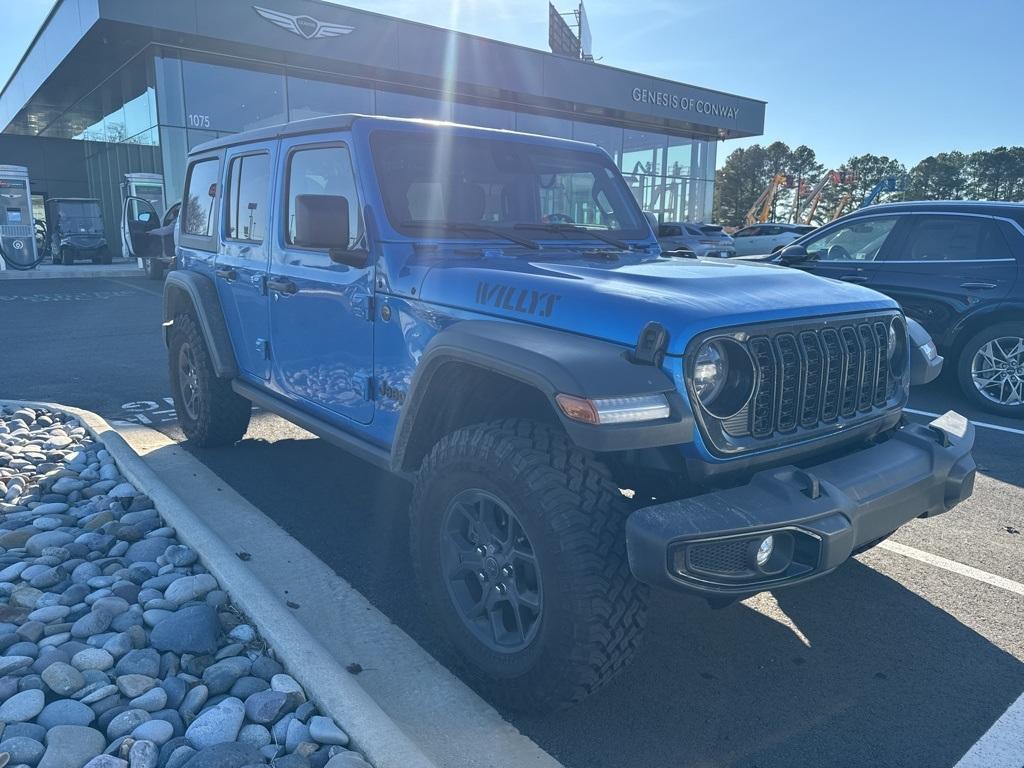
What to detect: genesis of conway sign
<box><xmin>631</xmin><ymin>87</ymin><xmax>740</xmax><ymax>120</ymax></box>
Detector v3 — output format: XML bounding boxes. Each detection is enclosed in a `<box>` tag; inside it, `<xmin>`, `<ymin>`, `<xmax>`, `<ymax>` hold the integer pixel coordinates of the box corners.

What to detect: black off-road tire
<box><xmin>411</xmin><ymin>419</ymin><xmax>649</xmax><ymax>711</ymax></box>
<box><xmin>956</xmin><ymin>322</ymin><xmax>1024</xmax><ymax>418</ymax></box>
<box><xmin>168</xmin><ymin>313</ymin><xmax>251</xmax><ymax>446</ymax></box>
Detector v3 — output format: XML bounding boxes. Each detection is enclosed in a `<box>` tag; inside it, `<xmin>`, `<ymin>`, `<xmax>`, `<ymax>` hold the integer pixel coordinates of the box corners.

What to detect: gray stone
<box><xmin>131</xmin><ymin>718</ymin><xmax>174</xmax><ymax>746</ymax></box>
<box><xmin>128</xmin><ymin>739</ymin><xmax>159</xmax><ymax>768</ymax></box>
<box><xmin>70</xmin><ymin>609</ymin><xmax>114</xmax><ymax>639</ymax></box>
<box><xmin>41</xmin><ymin>660</ymin><xmax>85</xmax><ymax>696</ymax></box>
<box><xmin>0</xmin><ymin>655</ymin><xmax>34</xmax><ymax>675</ymax></box>
<box><xmin>26</xmin><ymin>531</ymin><xmax>75</xmax><ymax>557</ymax></box>
<box><xmin>237</xmin><ymin>723</ymin><xmax>271</xmax><ymax>749</ymax></box>
<box><xmin>163</xmin><ymin>574</ymin><xmax>218</xmax><ymax>607</ymax></box>
<box><xmin>324</xmin><ymin>754</ymin><xmax>373</xmax><ymax>768</ymax></box>
<box><xmin>308</xmin><ymin>715</ymin><xmax>349</xmax><ymax>746</ymax></box>
<box><xmin>184</xmin><ymin>697</ymin><xmax>244</xmax><ymax>748</ymax></box>
<box><xmin>165</xmin><ymin>746</ymin><xmax>196</xmax><ymax>768</ymax></box>
<box><xmin>116</xmin><ymin>673</ymin><xmax>157</xmax><ymax>698</ymax></box>
<box><xmin>180</xmin><ymin>684</ymin><xmax>209</xmax><ymax>720</ymax></box>
<box><xmin>50</xmin><ymin>477</ymin><xmax>86</xmax><ymax>495</ymax></box>
<box><xmin>37</xmin><ymin>725</ymin><xmax>106</xmax><ymax>768</ymax></box>
<box><xmin>125</xmin><ymin>538</ymin><xmax>174</xmax><ymax>564</ymax></box>
<box><xmin>201</xmin><ymin>656</ymin><xmax>250</xmax><ymax>696</ymax></box>
<box><xmin>28</xmin><ymin>605</ymin><xmax>70</xmax><ymax>623</ymax></box>
<box><xmin>105</xmin><ymin>708</ymin><xmax>150</xmax><ymax>741</ymax></box>
<box><xmin>83</xmin><ymin>757</ymin><xmax>128</xmax><ymax>768</ymax></box>
<box><xmin>79</xmin><ymin>683</ymin><xmax>118</xmax><ymax>704</ymax></box>
<box><xmin>0</xmin><ymin>688</ymin><xmax>45</xmax><ymax>721</ymax></box>
<box><xmin>115</xmin><ymin>649</ymin><xmax>160</xmax><ymax>678</ymax></box>
<box><xmin>163</xmin><ymin>545</ymin><xmax>197</xmax><ymax>568</ymax></box>
<box><xmin>36</xmin><ymin>698</ymin><xmax>96</xmax><ymax>728</ymax></box>
<box><xmin>149</xmin><ymin>605</ymin><xmax>219</xmax><ymax>655</ymax></box>
<box><xmin>129</xmin><ymin>684</ymin><xmax>167</xmax><ymax>712</ymax></box>
<box><xmin>32</xmin><ymin>515</ymin><xmax>63</xmax><ymax>531</ymax></box>
<box><xmin>243</xmin><ymin>689</ymin><xmax>287</xmax><ymax>724</ymax></box>
<box><xmin>3</xmin><ymin>721</ymin><xmax>46</xmax><ymax>742</ymax></box>
<box><xmin>286</xmin><ymin>718</ymin><xmax>311</xmax><ymax>752</ymax></box>
<box><xmin>0</xmin><ymin>735</ymin><xmax>44</xmax><ymax>765</ymax></box>
<box><xmin>108</xmin><ymin>482</ymin><xmax>135</xmax><ymax>499</ymax></box>
<box><xmin>31</xmin><ymin>502</ymin><xmax>69</xmax><ymax>516</ymax></box>
<box><xmin>179</xmin><ymin>742</ymin><xmax>261</xmax><ymax>768</ymax></box>
<box><xmin>71</xmin><ymin>648</ymin><xmax>114</xmax><ymax>672</ymax></box>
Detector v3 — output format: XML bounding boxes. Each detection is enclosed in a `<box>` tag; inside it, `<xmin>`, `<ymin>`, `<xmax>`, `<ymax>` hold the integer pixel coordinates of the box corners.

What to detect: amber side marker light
<box><xmin>556</xmin><ymin>393</ymin><xmax>671</xmax><ymax>425</ymax></box>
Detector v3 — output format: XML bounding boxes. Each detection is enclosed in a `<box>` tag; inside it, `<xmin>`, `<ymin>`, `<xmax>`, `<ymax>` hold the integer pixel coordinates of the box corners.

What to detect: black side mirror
<box><xmin>778</xmin><ymin>243</ymin><xmax>809</xmax><ymax>264</ymax></box>
<box><xmin>294</xmin><ymin>193</ymin><xmax>367</xmax><ymax>267</ymax></box>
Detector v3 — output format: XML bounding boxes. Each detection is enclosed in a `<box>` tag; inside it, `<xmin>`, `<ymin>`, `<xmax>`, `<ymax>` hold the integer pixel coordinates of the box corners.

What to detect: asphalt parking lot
<box><xmin>3</xmin><ymin>275</ymin><xmax>1022</xmax><ymax>768</ymax></box>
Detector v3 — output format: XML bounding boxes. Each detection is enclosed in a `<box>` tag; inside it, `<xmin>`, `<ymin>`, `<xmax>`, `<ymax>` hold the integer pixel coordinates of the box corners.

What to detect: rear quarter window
<box><xmin>181</xmin><ymin>158</ymin><xmax>220</xmax><ymax>240</ymax></box>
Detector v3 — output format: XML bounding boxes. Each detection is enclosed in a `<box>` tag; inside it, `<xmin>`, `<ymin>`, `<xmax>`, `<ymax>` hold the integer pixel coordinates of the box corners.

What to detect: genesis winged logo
<box><xmin>253</xmin><ymin>6</ymin><xmax>355</xmax><ymax>40</ymax></box>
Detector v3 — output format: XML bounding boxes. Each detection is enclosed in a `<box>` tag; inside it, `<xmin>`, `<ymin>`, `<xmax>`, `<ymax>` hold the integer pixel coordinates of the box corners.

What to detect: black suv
<box><xmin>771</xmin><ymin>201</ymin><xmax>1024</xmax><ymax>417</ymax></box>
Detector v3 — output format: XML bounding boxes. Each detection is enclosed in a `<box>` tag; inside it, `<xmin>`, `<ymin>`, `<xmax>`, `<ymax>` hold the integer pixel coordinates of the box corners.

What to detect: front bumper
<box><xmin>625</xmin><ymin>411</ymin><xmax>976</xmax><ymax>597</ymax></box>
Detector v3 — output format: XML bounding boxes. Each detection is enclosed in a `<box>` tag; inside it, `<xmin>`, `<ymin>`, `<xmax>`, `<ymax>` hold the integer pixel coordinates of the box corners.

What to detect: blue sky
<box><xmin>4</xmin><ymin>0</ymin><xmax>1022</xmax><ymax>170</ymax></box>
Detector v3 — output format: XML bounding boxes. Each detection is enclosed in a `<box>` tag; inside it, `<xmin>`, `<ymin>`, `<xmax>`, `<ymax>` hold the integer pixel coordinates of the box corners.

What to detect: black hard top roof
<box><xmin>188</xmin><ymin>113</ymin><xmax>599</xmax><ymax>156</ymax></box>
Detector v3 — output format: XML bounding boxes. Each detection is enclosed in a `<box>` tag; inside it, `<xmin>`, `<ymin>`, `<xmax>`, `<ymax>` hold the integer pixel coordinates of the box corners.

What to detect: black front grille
<box><xmin>746</xmin><ymin>315</ymin><xmax>893</xmax><ymax>439</ymax></box>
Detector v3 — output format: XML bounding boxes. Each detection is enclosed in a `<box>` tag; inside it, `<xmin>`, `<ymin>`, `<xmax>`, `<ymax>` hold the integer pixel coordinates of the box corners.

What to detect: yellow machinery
<box><xmin>744</xmin><ymin>173</ymin><xmax>790</xmax><ymax>226</ymax></box>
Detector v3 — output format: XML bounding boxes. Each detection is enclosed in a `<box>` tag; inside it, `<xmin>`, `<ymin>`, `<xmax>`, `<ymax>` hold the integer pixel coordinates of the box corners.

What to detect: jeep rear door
<box><xmin>214</xmin><ymin>145</ymin><xmax>275</xmax><ymax>381</ymax></box>
<box><xmin>267</xmin><ymin>136</ymin><xmax>374</xmax><ymax>425</ymax></box>
<box><xmin>869</xmin><ymin>213</ymin><xmax>1019</xmax><ymax>346</ymax></box>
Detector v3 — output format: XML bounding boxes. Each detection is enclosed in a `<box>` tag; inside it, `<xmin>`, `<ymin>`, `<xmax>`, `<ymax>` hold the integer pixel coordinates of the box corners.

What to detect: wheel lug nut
<box><xmin>477</xmin><ymin>571</ymin><xmax>487</xmax><ymax>581</ymax></box>
<box><xmin>476</xmin><ymin>546</ymin><xmax>486</xmax><ymax>556</ymax></box>
<box><xmin>495</xmin><ymin>583</ymin><xmax>507</xmax><ymax>594</ymax></box>
<box><xmin>502</xmin><ymin>565</ymin><xmax>514</xmax><ymax>577</ymax></box>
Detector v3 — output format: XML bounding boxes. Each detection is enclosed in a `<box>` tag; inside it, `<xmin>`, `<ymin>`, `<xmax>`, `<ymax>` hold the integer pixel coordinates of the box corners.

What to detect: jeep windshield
<box><xmin>370</xmin><ymin>130</ymin><xmax>649</xmax><ymax>245</ymax></box>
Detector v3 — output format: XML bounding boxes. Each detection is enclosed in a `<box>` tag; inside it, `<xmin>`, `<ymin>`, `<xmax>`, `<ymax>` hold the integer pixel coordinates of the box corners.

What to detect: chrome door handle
<box><xmin>960</xmin><ymin>282</ymin><xmax>997</xmax><ymax>290</ymax></box>
<box><xmin>215</xmin><ymin>267</ymin><xmax>237</xmax><ymax>281</ymax></box>
<box><xmin>266</xmin><ymin>277</ymin><xmax>298</xmax><ymax>295</ymax></box>
<box><xmin>840</xmin><ymin>274</ymin><xmax>869</xmax><ymax>283</ymax></box>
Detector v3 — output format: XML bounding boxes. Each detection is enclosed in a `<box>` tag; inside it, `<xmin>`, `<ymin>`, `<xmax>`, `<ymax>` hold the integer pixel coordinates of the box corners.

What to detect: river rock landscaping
<box><xmin>0</xmin><ymin>405</ymin><xmax>372</xmax><ymax>768</ymax></box>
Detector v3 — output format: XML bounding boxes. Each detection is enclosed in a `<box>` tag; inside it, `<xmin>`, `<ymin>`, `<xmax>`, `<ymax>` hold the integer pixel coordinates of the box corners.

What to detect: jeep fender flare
<box><xmin>162</xmin><ymin>270</ymin><xmax>239</xmax><ymax>379</ymax></box>
<box><xmin>392</xmin><ymin>320</ymin><xmax>694</xmax><ymax>471</ymax></box>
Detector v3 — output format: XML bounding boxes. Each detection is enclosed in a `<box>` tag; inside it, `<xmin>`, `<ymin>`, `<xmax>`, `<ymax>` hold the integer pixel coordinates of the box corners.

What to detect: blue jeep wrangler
<box><xmin>158</xmin><ymin>115</ymin><xmax>976</xmax><ymax>710</ymax></box>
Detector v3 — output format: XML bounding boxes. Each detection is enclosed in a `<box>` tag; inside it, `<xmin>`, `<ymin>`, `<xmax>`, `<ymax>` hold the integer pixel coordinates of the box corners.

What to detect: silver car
<box><xmin>730</xmin><ymin>223</ymin><xmax>817</xmax><ymax>256</ymax></box>
<box><xmin>657</xmin><ymin>221</ymin><xmax>736</xmax><ymax>257</ymax></box>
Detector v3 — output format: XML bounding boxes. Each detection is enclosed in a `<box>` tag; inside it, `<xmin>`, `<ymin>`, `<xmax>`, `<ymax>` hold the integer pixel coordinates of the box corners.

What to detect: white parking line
<box><xmin>878</xmin><ymin>540</ymin><xmax>1024</xmax><ymax>598</ymax></box>
<box><xmin>904</xmin><ymin>407</ymin><xmax>1024</xmax><ymax>437</ymax></box>
<box><xmin>954</xmin><ymin>690</ymin><xmax>1024</xmax><ymax>768</ymax></box>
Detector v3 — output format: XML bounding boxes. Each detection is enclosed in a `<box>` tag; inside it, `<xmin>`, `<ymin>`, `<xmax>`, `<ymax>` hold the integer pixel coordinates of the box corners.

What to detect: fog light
<box><xmin>755</xmin><ymin>536</ymin><xmax>774</xmax><ymax>568</ymax></box>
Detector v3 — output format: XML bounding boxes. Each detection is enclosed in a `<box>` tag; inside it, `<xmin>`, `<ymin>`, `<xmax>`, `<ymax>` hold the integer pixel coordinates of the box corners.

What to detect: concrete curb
<box><xmin>0</xmin><ymin>265</ymin><xmax>144</xmax><ymax>280</ymax></box>
<box><xmin>1</xmin><ymin>399</ymin><xmax>437</xmax><ymax>768</ymax></box>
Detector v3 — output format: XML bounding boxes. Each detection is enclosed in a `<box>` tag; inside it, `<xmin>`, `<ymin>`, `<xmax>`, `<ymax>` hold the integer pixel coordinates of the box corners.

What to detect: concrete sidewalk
<box><xmin>0</xmin><ymin>262</ymin><xmax>145</xmax><ymax>280</ymax></box>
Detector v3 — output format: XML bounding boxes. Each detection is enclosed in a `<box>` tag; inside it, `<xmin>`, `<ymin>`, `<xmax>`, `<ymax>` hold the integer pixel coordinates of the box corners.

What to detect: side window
<box><xmin>225</xmin><ymin>153</ymin><xmax>270</xmax><ymax>243</ymax></box>
<box><xmin>805</xmin><ymin>216</ymin><xmax>899</xmax><ymax>262</ymax></box>
<box><xmin>659</xmin><ymin>225</ymin><xmax>682</xmax><ymax>237</ymax></box>
<box><xmin>734</xmin><ymin>227</ymin><xmax>755</xmax><ymax>238</ymax></box>
<box><xmin>762</xmin><ymin>226</ymin><xmax>784</xmax><ymax>236</ymax></box>
<box><xmin>182</xmin><ymin>159</ymin><xmax>219</xmax><ymax>237</ymax></box>
<box><xmin>900</xmin><ymin>215</ymin><xmax>1012</xmax><ymax>262</ymax></box>
<box><xmin>285</xmin><ymin>145</ymin><xmax>362</xmax><ymax>250</ymax></box>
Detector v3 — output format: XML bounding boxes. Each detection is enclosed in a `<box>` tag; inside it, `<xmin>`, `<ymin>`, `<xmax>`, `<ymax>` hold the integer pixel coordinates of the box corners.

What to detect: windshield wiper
<box><xmin>513</xmin><ymin>223</ymin><xmax>631</xmax><ymax>250</ymax></box>
<box><xmin>399</xmin><ymin>221</ymin><xmax>540</xmax><ymax>250</ymax></box>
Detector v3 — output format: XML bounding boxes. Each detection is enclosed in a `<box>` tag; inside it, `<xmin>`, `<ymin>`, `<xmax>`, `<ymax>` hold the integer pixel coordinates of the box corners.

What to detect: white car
<box><xmin>730</xmin><ymin>223</ymin><xmax>816</xmax><ymax>256</ymax></box>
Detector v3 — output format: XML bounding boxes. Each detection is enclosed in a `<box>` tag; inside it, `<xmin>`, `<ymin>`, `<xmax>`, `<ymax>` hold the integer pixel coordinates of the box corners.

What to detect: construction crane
<box><xmin>745</xmin><ymin>173</ymin><xmax>791</xmax><ymax>226</ymax></box>
<box><xmin>796</xmin><ymin>170</ymin><xmax>855</xmax><ymax>225</ymax></box>
<box><xmin>831</xmin><ymin>192</ymin><xmax>853</xmax><ymax>221</ymax></box>
<box><xmin>858</xmin><ymin>176</ymin><xmax>904</xmax><ymax>209</ymax></box>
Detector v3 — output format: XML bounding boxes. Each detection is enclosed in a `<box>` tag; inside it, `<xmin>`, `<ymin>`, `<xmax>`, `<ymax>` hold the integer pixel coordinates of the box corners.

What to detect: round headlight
<box><xmin>693</xmin><ymin>341</ymin><xmax>728</xmax><ymax>405</ymax></box>
<box><xmin>690</xmin><ymin>338</ymin><xmax>756</xmax><ymax>418</ymax></box>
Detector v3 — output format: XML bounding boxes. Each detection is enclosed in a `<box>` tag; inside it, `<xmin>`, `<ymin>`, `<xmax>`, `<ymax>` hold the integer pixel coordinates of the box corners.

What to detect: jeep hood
<box><xmin>417</xmin><ymin>253</ymin><xmax>898</xmax><ymax>356</ymax></box>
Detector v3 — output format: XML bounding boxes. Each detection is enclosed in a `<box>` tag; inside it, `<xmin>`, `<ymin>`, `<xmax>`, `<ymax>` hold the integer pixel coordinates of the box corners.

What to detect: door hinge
<box><xmin>255</xmin><ymin>338</ymin><xmax>270</xmax><ymax>360</ymax></box>
<box><xmin>365</xmin><ymin>295</ymin><xmax>375</xmax><ymax>322</ymax></box>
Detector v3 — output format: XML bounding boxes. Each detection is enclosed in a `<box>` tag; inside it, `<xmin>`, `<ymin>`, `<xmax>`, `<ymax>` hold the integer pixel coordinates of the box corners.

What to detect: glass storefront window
<box><xmin>515</xmin><ymin>112</ymin><xmax>572</xmax><ymax>139</ymax></box>
<box><xmin>182</xmin><ymin>59</ymin><xmax>286</xmax><ymax>133</ymax></box>
<box><xmin>572</xmin><ymin>121</ymin><xmax>622</xmax><ymax>163</ymax></box>
<box><xmin>450</xmin><ymin>102</ymin><xmax>515</xmax><ymax>130</ymax></box>
<box><xmin>287</xmin><ymin>76</ymin><xmax>373</xmax><ymax>121</ymax></box>
<box><xmin>375</xmin><ymin>90</ymin><xmax>451</xmax><ymax>121</ymax></box>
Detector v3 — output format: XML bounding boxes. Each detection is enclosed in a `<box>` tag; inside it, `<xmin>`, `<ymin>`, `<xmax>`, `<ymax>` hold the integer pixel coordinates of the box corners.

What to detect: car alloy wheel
<box><xmin>177</xmin><ymin>341</ymin><xmax>203</xmax><ymax>421</ymax></box>
<box><xmin>439</xmin><ymin>488</ymin><xmax>543</xmax><ymax>654</ymax></box>
<box><xmin>971</xmin><ymin>335</ymin><xmax>1024</xmax><ymax>406</ymax></box>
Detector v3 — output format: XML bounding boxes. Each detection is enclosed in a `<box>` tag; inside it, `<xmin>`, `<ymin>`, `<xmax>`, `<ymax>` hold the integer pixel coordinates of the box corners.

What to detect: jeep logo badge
<box><xmin>253</xmin><ymin>6</ymin><xmax>355</xmax><ymax>40</ymax></box>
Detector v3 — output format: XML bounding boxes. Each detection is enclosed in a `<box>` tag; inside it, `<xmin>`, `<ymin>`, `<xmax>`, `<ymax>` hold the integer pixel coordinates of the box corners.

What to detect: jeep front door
<box><xmin>268</xmin><ymin>139</ymin><xmax>374</xmax><ymax>425</ymax></box>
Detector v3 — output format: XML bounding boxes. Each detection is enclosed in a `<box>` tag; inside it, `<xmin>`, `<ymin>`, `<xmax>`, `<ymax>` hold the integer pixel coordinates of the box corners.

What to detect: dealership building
<box><xmin>0</xmin><ymin>0</ymin><xmax>765</xmax><ymax>258</ymax></box>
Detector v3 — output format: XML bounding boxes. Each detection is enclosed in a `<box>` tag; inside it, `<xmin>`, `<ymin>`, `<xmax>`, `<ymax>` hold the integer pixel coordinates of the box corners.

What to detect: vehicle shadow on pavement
<box><xmin>512</xmin><ymin>561</ymin><xmax>1024</xmax><ymax>768</ymax></box>
<box><xmin>185</xmin><ymin>430</ymin><xmax>1023</xmax><ymax>768</ymax></box>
